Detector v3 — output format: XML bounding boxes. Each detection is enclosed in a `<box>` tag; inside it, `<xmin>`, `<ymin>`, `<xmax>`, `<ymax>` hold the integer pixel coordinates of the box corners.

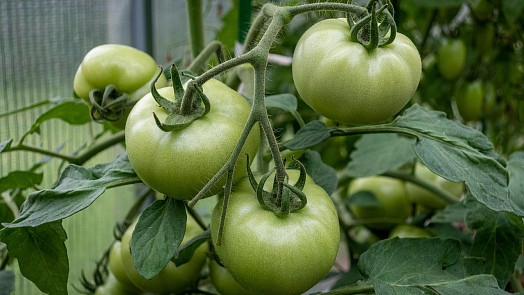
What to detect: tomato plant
<box><xmin>211</xmin><ymin>170</ymin><xmax>340</xmax><ymax>295</ymax></box>
<box><xmin>406</xmin><ymin>163</ymin><xmax>464</xmax><ymax>209</ymax></box>
<box><xmin>348</xmin><ymin>176</ymin><xmax>412</xmax><ymax>229</ymax></box>
<box><xmin>119</xmin><ymin>215</ymin><xmax>208</xmax><ymax>294</ymax></box>
<box><xmin>125</xmin><ymin>79</ymin><xmax>260</xmax><ymax>200</ymax></box>
<box><xmin>73</xmin><ymin>44</ymin><xmax>167</xmax><ymax>129</ymax></box>
<box><xmin>292</xmin><ymin>18</ymin><xmax>422</xmax><ymax>124</ymax></box>
<box><xmin>437</xmin><ymin>39</ymin><xmax>466</xmax><ymax>81</ymax></box>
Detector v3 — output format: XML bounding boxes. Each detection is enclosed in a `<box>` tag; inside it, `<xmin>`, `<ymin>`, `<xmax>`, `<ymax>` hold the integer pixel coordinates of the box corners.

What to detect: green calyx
<box><xmin>347</xmin><ymin>0</ymin><xmax>396</xmax><ymax>51</ymax></box>
<box><xmin>247</xmin><ymin>156</ymin><xmax>308</xmax><ymax>217</ymax></box>
<box><xmin>151</xmin><ymin>64</ymin><xmax>210</xmax><ymax>132</ymax></box>
<box><xmin>88</xmin><ymin>85</ymin><xmax>129</xmax><ymax>123</ymax></box>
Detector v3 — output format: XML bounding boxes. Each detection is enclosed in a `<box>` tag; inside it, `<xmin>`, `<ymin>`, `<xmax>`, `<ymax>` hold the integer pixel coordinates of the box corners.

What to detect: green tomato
<box><xmin>437</xmin><ymin>39</ymin><xmax>466</xmax><ymax>81</ymax></box>
<box><xmin>475</xmin><ymin>23</ymin><xmax>495</xmax><ymax>60</ymax></box>
<box><xmin>74</xmin><ymin>44</ymin><xmax>167</xmax><ymax>129</ymax></box>
<box><xmin>211</xmin><ymin>170</ymin><xmax>340</xmax><ymax>295</ymax></box>
<box><xmin>209</xmin><ymin>259</ymin><xmax>251</xmax><ymax>295</ymax></box>
<box><xmin>94</xmin><ymin>272</ymin><xmax>141</xmax><ymax>295</ymax></box>
<box><xmin>455</xmin><ymin>80</ymin><xmax>485</xmax><ymax>121</ymax></box>
<box><xmin>292</xmin><ymin>18</ymin><xmax>421</xmax><ymax>125</ymax></box>
<box><xmin>406</xmin><ymin>163</ymin><xmax>464</xmax><ymax>209</ymax></box>
<box><xmin>108</xmin><ymin>241</ymin><xmax>142</xmax><ymax>293</ymax></box>
<box><xmin>120</xmin><ymin>214</ymin><xmax>208</xmax><ymax>295</ymax></box>
<box><xmin>348</xmin><ymin>176</ymin><xmax>412</xmax><ymax>229</ymax></box>
<box><xmin>125</xmin><ymin>79</ymin><xmax>260</xmax><ymax>200</ymax></box>
<box><xmin>389</xmin><ymin>224</ymin><xmax>432</xmax><ymax>238</ymax></box>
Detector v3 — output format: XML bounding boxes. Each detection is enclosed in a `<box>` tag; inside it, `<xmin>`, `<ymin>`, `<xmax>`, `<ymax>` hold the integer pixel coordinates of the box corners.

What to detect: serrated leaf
<box><xmin>283</xmin><ymin>120</ymin><xmax>332</xmax><ymax>150</ymax></box>
<box><xmin>359</xmin><ymin>238</ymin><xmax>510</xmax><ymax>294</ymax></box>
<box><xmin>502</xmin><ymin>0</ymin><xmax>524</xmax><ymax>24</ymax></box>
<box><xmin>347</xmin><ymin>134</ymin><xmax>416</xmax><ymax>177</ymax></box>
<box><xmin>348</xmin><ymin>191</ymin><xmax>381</xmax><ymax>207</ymax></box>
<box><xmin>393</xmin><ymin>105</ymin><xmax>522</xmax><ymax>217</ymax></box>
<box><xmin>0</xmin><ymin>171</ymin><xmax>43</xmax><ymax>194</ymax></box>
<box><xmin>508</xmin><ymin>151</ymin><xmax>524</xmax><ymax>210</ymax></box>
<box><xmin>131</xmin><ymin>198</ymin><xmax>186</xmax><ymax>279</ymax></box>
<box><xmin>465</xmin><ymin>199</ymin><xmax>524</xmax><ymax>287</ymax></box>
<box><xmin>0</xmin><ymin>140</ymin><xmax>12</xmax><ymax>153</ymax></box>
<box><xmin>173</xmin><ymin>229</ymin><xmax>211</xmax><ymax>266</ymax></box>
<box><xmin>0</xmin><ymin>221</ymin><xmax>68</xmax><ymax>295</ymax></box>
<box><xmin>290</xmin><ymin>150</ymin><xmax>338</xmax><ymax>195</ymax></box>
<box><xmin>0</xmin><ymin>270</ymin><xmax>14</xmax><ymax>295</ymax></box>
<box><xmin>4</xmin><ymin>154</ymin><xmax>139</xmax><ymax>228</ymax></box>
<box><xmin>21</xmin><ymin>100</ymin><xmax>91</xmax><ymax>138</ymax></box>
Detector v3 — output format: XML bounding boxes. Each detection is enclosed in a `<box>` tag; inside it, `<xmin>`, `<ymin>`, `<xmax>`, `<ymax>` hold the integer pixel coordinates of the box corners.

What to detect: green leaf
<box><xmin>0</xmin><ymin>270</ymin><xmax>15</xmax><ymax>295</ymax></box>
<box><xmin>373</xmin><ymin>275</ymin><xmax>509</xmax><ymax>295</ymax></box>
<box><xmin>431</xmin><ymin>202</ymin><xmax>468</xmax><ymax>224</ymax></box>
<box><xmin>0</xmin><ymin>171</ymin><xmax>43</xmax><ymax>194</ymax></box>
<box><xmin>173</xmin><ymin>229</ymin><xmax>211</xmax><ymax>266</ymax></box>
<box><xmin>359</xmin><ymin>238</ymin><xmax>510</xmax><ymax>294</ymax></box>
<box><xmin>508</xmin><ymin>151</ymin><xmax>524</xmax><ymax>210</ymax></box>
<box><xmin>407</xmin><ymin>0</ymin><xmax>472</xmax><ymax>8</ymax></box>
<box><xmin>347</xmin><ymin>134</ymin><xmax>416</xmax><ymax>177</ymax></box>
<box><xmin>0</xmin><ymin>221</ymin><xmax>68</xmax><ymax>295</ymax></box>
<box><xmin>502</xmin><ymin>0</ymin><xmax>524</xmax><ymax>24</ymax></box>
<box><xmin>21</xmin><ymin>100</ymin><xmax>91</xmax><ymax>139</ymax></box>
<box><xmin>3</xmin><ymin>154</ymin><xmax>139</xmax><ymax>228</ymax></box>
<box><xmin>131</xmin><ymin>198</ymin><xmax>186</xmax><ymax>280</ymax></box>
<box><xmin>265</xmin><ymin>94</ymin><xmax>297</xmax><ymax>112</ymax></box>
<box><xmin>283</xmin><ymin>120</ymin><xmax>332</xmax><ymax>150</ymax></box>
<box><xmin>347</xmin><ymin>191</ymin><xmax>381</xmax><ymax>207</ymax></box>
<box><xmin>291</xmin><ymin>150</ymin><xmax>338</xmax><ymax>195</ymax></box>
<box><xmin>393</xmin><ymin>105</ymin><xmax>523</xmax><ymax>217</ymax></box>
<box><xmin>0</xmin><ymin>140</ymin><xmax>12</xmax><ymax>153</ymax></box>
<box><xmin>465</xmin><ymin>199</ymin><xmax>524</xmax><ymax>288</ymax></box>
<box><xmin>265</xmin><ymin>94</ymin><xmax>304</xmax><ymax>125</ymax></box>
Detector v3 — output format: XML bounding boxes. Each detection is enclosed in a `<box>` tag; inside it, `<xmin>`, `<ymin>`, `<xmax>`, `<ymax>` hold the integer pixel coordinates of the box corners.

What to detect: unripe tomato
<box><xmin>437</xmin><ymin>39</ymin><xmax>466</xmax><ymax>81</ymax></box>
<box><xmin>389</xmin><ymin>224</ymin><xmax>432</xmax><ymax>238</ymax></box>
<box><xmin>475</xmin><ymin>23</ymin><xmax>495</xmax><ymax>60</ymax></box>
<box><xmin>348</xmin><ymin>176</ymin><xmax>412</xmax><ymax>229</ymax></box>
<box><xmin>211</xmin><ymin>170</ymin><xmax>340</xmax><ymax>295</ymax></box>
<box><xmin>74</xmin><ymin>44</ymin><xmax>167</xmax><ymax>129</ymax></box>
<box><xmin>455</xmin><ymin>80</ymin><xmax>485</xmax><ymax>121</ymax></box>
<box><xmin>94</xmin><ymin>272</ymin><xmax>141</xmax><ymax>295</ymax></box>
<box><xmin>292</xmin><ymin>18</ymin><xmax>421</xmax><ymax>124</ymax></box>
<box><xmin>209</xmin><ymin>260</ymin><xmax>251</xmax><ymax>295</ymax></box>
<box><xmin>125</xmin><ymin>79</ymin><xmax>260</xmax><ymax>200</ymax></box>
<box><xmin>119</xmin><ymin>215</ymin><xmax>208</xmax><ymax>294</ymax></box>
<box><xmin>406</xmin><ymin>163</ymin><xmax>464</xmax><ymax>209</ymax></box>
<box><xmin>108</xmin><ymin>241</ymin><xmax>142</xmax><ymax>293</ymax></box>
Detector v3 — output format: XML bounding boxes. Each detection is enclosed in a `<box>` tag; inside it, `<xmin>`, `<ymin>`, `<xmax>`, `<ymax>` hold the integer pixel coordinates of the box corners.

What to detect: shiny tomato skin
<box><xmin>125</xmin><ymin>79</ymin><xmax>260</xmax><ymax>200</ymax></box>
<box><xmin>211</xmin><ymin>170</ymin><xmax>340</xmax><ymax>295</ymax></box>
<box><xmin>292</xmin><ymin>18</ymin><xmax>421</xmax><ymax>124</ymax></box>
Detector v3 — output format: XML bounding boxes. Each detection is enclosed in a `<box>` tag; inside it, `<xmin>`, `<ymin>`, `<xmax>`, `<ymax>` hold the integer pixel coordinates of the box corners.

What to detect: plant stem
<box><xmin>75</xmin><ymin>131</ymin><xmax>126</xmax><ymax>165</ymax></box>
<box><xmin>188</xmin><ymin>2</ymin><xmax>375</xmax><ymax>207</ymax></box>
<box><xmin>186</xmin><ymin>40</ymin><xmax>225</xmax><ymax>74</ymax></box>
<box><xmin>7</xmin><ymin>131</ymin><xmax>125</xmax><ymax>165</ymax></box>
<box><xmin>384</xmin><ymin>171</ymin><xmax>460</xmax><ymax>205</ymax></box>
<box><xmin>186</xmin><ymin>0</ymin><xmax>205</xmax><ymax>59</ymax></box>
